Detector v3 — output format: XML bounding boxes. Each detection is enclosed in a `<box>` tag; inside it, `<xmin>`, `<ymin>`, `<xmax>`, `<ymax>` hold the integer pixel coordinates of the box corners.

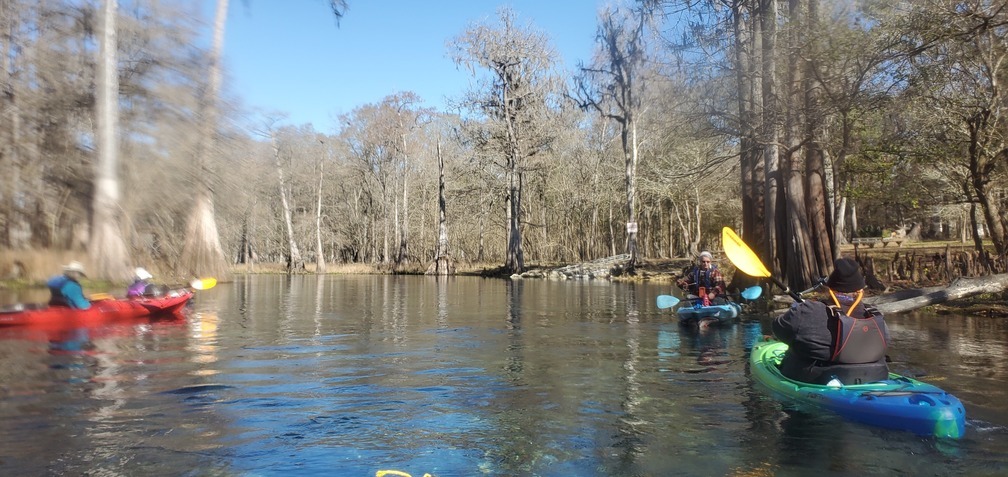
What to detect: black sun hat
<box><xmin>826</xmin><ymin>258</ymin><xmax>865</xmax><ymax>293</ymax></box>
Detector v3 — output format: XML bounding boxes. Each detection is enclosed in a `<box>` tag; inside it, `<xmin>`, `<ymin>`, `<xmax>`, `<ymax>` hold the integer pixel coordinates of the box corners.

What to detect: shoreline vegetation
<box><xmin>2</xmin><ymin>240</ymin><xmax>1006</xmax><ymax>315</ymax></box>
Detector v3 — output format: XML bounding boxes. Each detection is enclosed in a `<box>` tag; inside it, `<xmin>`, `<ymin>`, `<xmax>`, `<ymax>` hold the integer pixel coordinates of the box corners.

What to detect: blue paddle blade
<box><xmin>656</xmin><ymin>295</ymin><xmax>680</xmax><ymax>309</ymax></box>
<box><xmin>741</xmin><ymin>285</ymin><xmax>763</xmax><ymax>301</ymax></box>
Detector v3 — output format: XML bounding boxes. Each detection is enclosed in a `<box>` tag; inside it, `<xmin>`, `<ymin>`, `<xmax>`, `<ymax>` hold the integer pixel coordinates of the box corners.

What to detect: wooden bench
<box><xmin>851</xmin><ymin>237</ymin><xmax>904</xmax><ymax>248</ymax></box>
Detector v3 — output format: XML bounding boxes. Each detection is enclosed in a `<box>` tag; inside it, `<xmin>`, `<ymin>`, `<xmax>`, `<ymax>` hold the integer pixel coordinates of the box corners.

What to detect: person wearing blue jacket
<box><xmin>47</xmin><ymin>261</ymin><xmax>90</xmax><ymax>309</ymax></box>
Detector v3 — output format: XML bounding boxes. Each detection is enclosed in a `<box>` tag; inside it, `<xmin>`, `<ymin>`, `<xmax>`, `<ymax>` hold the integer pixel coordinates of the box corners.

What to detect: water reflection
<box><xmin>0</xmin><ymin>275</ymin><xmax>1004</xmax><ymax>476</ymax></box>
<box><xmin>188</xmin><ymin>311</ymin><xmax>220</xmax><ymax>374</ymax></box>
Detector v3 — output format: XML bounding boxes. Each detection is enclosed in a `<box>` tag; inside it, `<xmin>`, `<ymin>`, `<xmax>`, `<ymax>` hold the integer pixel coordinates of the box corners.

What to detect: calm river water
<box><xmin>0</xmin><ymin>275</ymin><xmax>1006</xmax><ymax>476</ymax></box>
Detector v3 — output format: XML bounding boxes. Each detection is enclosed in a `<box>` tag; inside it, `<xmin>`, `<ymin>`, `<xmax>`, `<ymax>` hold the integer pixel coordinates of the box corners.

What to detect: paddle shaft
<box><xmin>773</xmin><ymin>276</ymin><xmax>804</xmax><ymax>302</ymax></box>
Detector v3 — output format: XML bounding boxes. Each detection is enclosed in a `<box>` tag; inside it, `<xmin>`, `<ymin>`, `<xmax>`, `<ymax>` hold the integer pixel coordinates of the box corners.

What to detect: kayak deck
<box><xmin>676</xmin><ymin>301</ymin><xmax>740</xmax><ymax>326</ymax></box>
<box><xmin>749</xmin><ymin>339</ymin><xmax>966</xmax><ymax>439</ymax></box>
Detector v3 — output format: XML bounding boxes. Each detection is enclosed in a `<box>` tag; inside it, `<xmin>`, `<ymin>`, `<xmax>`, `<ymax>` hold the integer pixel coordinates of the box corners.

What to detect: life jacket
<box><xmin>47</xmin><ymin>275</ymin><xmax>72</xmax><ymax>307</ymax></box>
<box><xmin>826</xmin><ymin>289</ymin><xmax>887</xmax><ymax>364</ymax></box>
<box><xmin>689</xmin><ymin>266</ymin><xmax>718</xmax><ymax>294</ymax></box>
<box><xmin>127</xmin><ymin>280</ymin><xmax>148</xmax><ymax>297</ymax></box>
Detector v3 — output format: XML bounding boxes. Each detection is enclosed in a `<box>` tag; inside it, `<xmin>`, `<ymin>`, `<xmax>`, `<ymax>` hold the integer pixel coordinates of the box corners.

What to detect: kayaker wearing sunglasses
<box><xmin>676</xmin><ymin>250</ymin><xmax>726</xmax><ymax>306</ymax></box>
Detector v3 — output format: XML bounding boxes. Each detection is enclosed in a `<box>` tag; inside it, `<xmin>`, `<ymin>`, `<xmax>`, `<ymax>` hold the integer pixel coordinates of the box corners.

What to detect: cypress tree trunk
<box><xmin>90</xmin><ymin>0</ymin><xmax>131</xmax><ymax>281</ymax></box>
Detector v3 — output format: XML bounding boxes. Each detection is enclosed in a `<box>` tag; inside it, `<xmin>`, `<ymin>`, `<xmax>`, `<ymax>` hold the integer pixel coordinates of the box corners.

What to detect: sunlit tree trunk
<box><xmin>781</xmin><ymin>0</ymin><xmax>815</xmax><ymax>287</ymax></box>
<box><xmin>624</xmin><ymin>119</ymin><xmax>639</xmax><ymax>265</ymax></box>
<box><xmin>803</xmin><ymin>0</ymin><xmax>833</xmax><ymax>277</ymax></box>
<box><xmin>181</xmin><ymin>0</ymin><xmax>228</xmax><ymax>278</ymax></box>
<box><xmin>506</xmin><ymin>136</ymin><xmax>524</xmax><ymax>272</ymax></box>
<box><xmin>1</xmin><ymin>1</ymin><xmax>20</xmax><ymax>248</ymax></box>
<box><xmin>760</xmin><ymin>0</ymin><xmax>781</xmax><ymax>269</ymax></box>
<box><xmin>733</xmin><ymin>0</ymin><xmax>762</xmax><ymax>244</ymax></box>
<box><xmin>436</xmin><ymin>138</ymin><xmax>449</xmax><ymax>257</ymax></box>
<box><xmin>396</xmin><ymin>131</ymin><xmax>409</xmax><ymax>265</ymax></box>
<box><xmin>428</xmin><ymin>138</ymin><xmax>454</xmax><ymax>275</ymax></box>
<box><xmin>272</xmin><ymin>134</ymin><xmax>305</xmax><ymax>272</ymax></box>
<box><xmin>90</xmin><ymin>0</ymin><xmax>131</xmax><ymax>280</ymax></box>
<box><xmin>315</xmin><ymin>144</ymin><xmax>326</xmax><ymax>273</ymax></box>
<box><xmin>576</xmin><ymin>5</ymin><xmax>647</xmax><ymax>268</ymax></box>
<box><xmin>967</xmin><ymin>111</ymin><xmax>1008</xmax><ymax>256</ymax></box>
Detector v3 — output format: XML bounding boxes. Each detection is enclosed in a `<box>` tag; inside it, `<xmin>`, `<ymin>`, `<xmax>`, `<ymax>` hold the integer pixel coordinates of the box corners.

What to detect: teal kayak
<box><xmin>749</xmin><ymin>339</ymin><xmax>966</xmax><ymax>439</ymax></box>
<box><xmin>676</xmin><ymin>301</ymin><xmax>740</xmax><ymax>327</ymax></box>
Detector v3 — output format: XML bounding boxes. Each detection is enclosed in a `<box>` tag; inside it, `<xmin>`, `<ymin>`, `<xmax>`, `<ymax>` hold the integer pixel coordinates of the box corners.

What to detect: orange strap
<box><xmin>828</xmin><ymin>288</ymin><xmax>863</xmax><ymax>316</ymax></box>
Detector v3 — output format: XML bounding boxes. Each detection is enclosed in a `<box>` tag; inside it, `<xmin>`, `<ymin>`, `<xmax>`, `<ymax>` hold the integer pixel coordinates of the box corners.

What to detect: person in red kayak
<box><xmin>127</xmin><ymin>267</ymin><xmax>155</xmax><ymax>297</ymax></box>
<box><xmin>676</xmin><ymin>251</ymin><xmax>726</xmax><ymax>305</ymax></box>
<box><xmin>46</xmin><ymin>261</ymin><xmax>91</xmax><ymax>310</ymax></box>
<box><xmin>771</xmin><ymin>257</ymin><xmax>891</xmax><ymax>385</ymax></box>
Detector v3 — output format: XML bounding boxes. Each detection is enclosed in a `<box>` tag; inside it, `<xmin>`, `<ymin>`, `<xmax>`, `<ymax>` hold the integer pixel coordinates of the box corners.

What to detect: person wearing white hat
<box><xmin>127</xmin><ymin>267</ymin><xmax>154</xmax><ymax>297</ymax></box>
<box><xmin>676</xmin><ymin>250</ymin><xmax>726</xmax><ymax>305</ymax></box>
<box><xmin>46</xmin><ymin>261</ymin><xmax>91</xmax><ymax>309</ymax></box>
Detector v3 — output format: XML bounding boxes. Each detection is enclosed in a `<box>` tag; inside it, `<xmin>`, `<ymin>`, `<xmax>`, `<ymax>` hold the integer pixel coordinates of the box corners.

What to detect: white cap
<box><xmin>134</xmin><ymin>267</ymin><xmax>153</xmax><ymax>280</ymax></box>
<box><xmin>64</xmin><ymin>261</ymin><xmax>87</xmax><ymax>276</ymax></box>
<box><xmin>699</xmin><ymin>251</ymin><xmax>713</xmax><ymax>260</ymax></box>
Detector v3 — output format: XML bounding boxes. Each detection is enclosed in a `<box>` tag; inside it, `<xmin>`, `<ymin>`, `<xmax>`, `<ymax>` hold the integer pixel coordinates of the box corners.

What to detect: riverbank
<box><xmin>3</xmin><ymin>243</ymin><xmax>1005</xmax><ymax>315</ymax></box>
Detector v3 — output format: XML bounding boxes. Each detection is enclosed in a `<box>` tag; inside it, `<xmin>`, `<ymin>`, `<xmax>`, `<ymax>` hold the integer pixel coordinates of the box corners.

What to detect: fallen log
<box><xmin>768</xmin><ymin>273</ymin><xmax>1008</xmax><ymax>315</ymax></box>
<box><xmin>865</xmin><ymin>273</ymin><xmax>1008</xmax><ymax>315</ymax></box>
<box><xmin>514</xmin><ymin>254</ymin><xmax>631</xmax><ymax>280</ymax></box>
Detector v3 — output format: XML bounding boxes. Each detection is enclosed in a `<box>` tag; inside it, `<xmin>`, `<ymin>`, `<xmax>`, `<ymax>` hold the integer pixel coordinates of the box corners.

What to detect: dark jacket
<box><xmin>772</xmin><ymin>298</ymin><xmax>890</xmax><ymax>384</ymax></box>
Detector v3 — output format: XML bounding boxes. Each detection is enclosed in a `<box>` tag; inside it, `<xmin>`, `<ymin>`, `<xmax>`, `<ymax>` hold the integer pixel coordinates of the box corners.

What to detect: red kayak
<box><xmin>0</xmin><ymin>289</ymin><xmax>193</xmax><ymax>331</ymax></box>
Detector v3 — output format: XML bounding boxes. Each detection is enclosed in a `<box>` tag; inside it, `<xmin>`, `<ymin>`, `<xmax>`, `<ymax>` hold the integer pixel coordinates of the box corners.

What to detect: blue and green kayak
<box><xmin>749</xmin><ymin>339</ymin><xmax>966</xmax><ymax>439</ymax></box>
<box><xmin>676</xmin><ymin>301</ymin><xmax>740</xmax><ymax>327</ymax></box>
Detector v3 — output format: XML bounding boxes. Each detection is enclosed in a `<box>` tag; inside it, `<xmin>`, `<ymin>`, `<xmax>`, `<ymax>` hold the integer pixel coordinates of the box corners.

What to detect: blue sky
<box><xmin>216</xmin><ymin>1</ymin><xmax>604</xmax><ymax>133</ymax></box>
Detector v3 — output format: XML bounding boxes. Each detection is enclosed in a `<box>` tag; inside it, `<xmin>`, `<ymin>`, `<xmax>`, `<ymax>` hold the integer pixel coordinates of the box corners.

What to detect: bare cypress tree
<box><xmin>575</xmin><ymin>5</ymin><xmax>649</xmax><ymax>269</ymax></box>
<box><xmin>270</xmin><ymin>129</ymin><xmax>306</xmax><ymax>273</ymax></box>
<box><xmin>426</xmin><ymin>136</ymin><xmax>455</xmax><ymax>275</ymax></box>
<box><xmin>180</xmin><ymin>0</ymin><xmax>228</xmax><ymax>279</ymax></box>
<box><xmin>315</xmin><ymin>137</ymin><xmax>328</xmax><ymax>273</ymax></box>
<box><xmin>90</xmin><ymin>0</ymin><xmax>131</xmax><ymax>280</ymax></box>
<box><xmin>450</xmin><ymin>7</ymin><xmax>561</xmax><ymax>275</ymax></box>
<box><xmin>181</xmin><ymin>0</ymin><xmax>351</xmax><ymax>278</ymax></box>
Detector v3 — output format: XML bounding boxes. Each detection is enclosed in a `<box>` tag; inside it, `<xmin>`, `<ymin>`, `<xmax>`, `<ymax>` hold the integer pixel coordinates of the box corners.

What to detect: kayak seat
<box><xmin>779</xmin><ymin>354</ymin><xmax>889</xmax><ymax>385</ymax></box>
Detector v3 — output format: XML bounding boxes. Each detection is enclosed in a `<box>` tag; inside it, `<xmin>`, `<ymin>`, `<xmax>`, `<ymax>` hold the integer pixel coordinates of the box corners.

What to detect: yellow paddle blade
<box><xmin>722</xmin><ymin>227</ymin><xmax>772</xmax><ymax>278</ymax></box>
<box><xmin>89</xmin><ymin>292</ymin><xmax>115</xmax><ymax>301</ymax></box>
<box><xmin>190</xmin><ymin>277</ymin><xmax>217</xmax><ymax>290</ymax></box>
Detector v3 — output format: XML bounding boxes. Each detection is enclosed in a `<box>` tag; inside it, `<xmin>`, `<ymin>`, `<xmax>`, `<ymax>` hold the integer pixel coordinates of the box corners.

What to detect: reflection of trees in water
<box><xmin>615</xmin><ymin>284</ymin><xmax>646</xmax><ymax>466</ymax></box>
<box><xmin>435</xmin><ymin>275</ymin><xmax>449</xmax><ymax>328</ymax></box>
<box><xmin>488</xmin><ymin>279</ymin><xmax>557</xmax><ymax>473</ymax></box>
<box><xmin>32</xmin><ymin>318</ymin><xmax>213</xmax><ymax>475</ymax></box>
<box><xmin>504</xmin><ymin>279</ymin><xmax>524</xmax><ymax>379</ymax></box>
<box><xmin>384</xmin><ymin>276</ymin><xmax>409</xmax><ymax>343</ymax></box>
<box><xmin>888</xmin><ymin>314</ymin><xmax>1008</xmax><ymax>379</ymax></box>
<box><xmin>889</xmin><ymin>313</ymin><xmax>1008</xmax><ymax>424</ymax></box>
<box><xmin>188</xmin><ymin>311</ymin><xmax>219</xmax><ymax>373</ymax></box>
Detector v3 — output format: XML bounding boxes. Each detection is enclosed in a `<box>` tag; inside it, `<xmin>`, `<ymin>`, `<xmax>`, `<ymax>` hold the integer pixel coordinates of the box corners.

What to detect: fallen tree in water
<box><xmin>866</xmin><ymin>273</ymin><xmax>1008</xmax><ymax>315</ymax></box>
<box><xmin>768</xmin><ymin>273</ymin><xmax>1008</xmax><ymax>316</ymax></box>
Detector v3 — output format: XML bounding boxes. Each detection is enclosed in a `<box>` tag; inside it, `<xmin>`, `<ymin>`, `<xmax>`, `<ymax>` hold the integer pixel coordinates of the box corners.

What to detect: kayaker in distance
<box><xmin>46</xmin><ymin>261</ymin><xmax>91</xmax><ymax>310</ymax></box>
<box><xmin>676</xmin><ymin>251</ymin><xmax>726</xmax><ymax>305</ymax></box>
<box><xmin>127</xmin><ymin>267</ymin><xmax>158</xmax><ymax>297</ymax></box>
<box><xmin>771</xmin><ymin>258</ymin><xmax>891</xmax><ymax>385</ymax></box>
